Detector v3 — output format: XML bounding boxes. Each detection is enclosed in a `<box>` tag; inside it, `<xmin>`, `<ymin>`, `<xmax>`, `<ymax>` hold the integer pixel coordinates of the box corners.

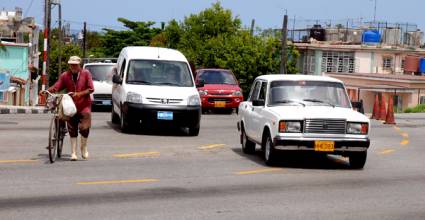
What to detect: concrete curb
<box><xmin>0</xmin><ymin>105</ymin><xmax>49</xmax><ymax>114</ymax></box>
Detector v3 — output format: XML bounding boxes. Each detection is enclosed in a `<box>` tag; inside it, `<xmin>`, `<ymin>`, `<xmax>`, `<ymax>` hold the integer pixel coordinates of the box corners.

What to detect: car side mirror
<box><xmin>351</xmin><ymin>100</ymin><xmax>364</xmax><ymax>114</ymax></box>
<box><xmin>196</xmin><ymin>79</ymin><xmax>205</xmax><ymax>88</ymax></box>
<box><xmin>252</xmin><ymin>99</ymin><xmax>265</xmax><ymax>106</ymax></box>
<box><xmin>112</xmin><ymin>74</ymin><xmax>123</xmax><ymax>84</ymax></box>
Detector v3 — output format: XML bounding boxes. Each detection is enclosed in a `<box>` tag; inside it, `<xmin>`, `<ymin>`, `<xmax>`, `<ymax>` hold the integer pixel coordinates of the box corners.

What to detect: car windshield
<box><xmin>85</xmin><ymin>65</ymin><xmax>115</xmax><ymax>82</ymax></box>
<box><xmin>198</xmin><ymin>70</ymin><xmax>237</xmax><ymax>85</ymax></box>
<box><xmin>269</xmin><ymin>80</ymin><xmax>351</xmax><ymax>108</ymax></box>
<box><xmin>126</xmin><ymin>60</ymin><xmax>193</xmax><ymax>87</ymax></box>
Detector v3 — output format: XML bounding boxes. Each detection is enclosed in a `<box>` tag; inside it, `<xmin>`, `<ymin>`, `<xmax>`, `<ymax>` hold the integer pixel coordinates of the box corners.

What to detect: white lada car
<box><xmin>237</xmin><ymin>74</ymin><xmax>370</xmax><ymax>169</ymax></box>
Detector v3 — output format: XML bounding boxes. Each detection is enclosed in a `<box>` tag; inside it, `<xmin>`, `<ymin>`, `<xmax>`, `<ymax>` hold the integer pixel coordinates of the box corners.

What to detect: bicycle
<box><xmin>43</xmin><ymin>90</ymin><xmax>68</xmax><ymax>163</ymax></box>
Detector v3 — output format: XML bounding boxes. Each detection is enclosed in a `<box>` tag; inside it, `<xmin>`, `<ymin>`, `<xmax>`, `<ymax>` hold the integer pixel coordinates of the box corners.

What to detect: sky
<box><xmin>2</xmin><ymin>0</ymin><xmax>425</xmax><ymax>33</ymax></box>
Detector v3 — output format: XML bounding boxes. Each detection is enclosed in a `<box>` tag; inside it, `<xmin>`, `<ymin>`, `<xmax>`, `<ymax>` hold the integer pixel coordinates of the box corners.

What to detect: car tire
<box><xmin>241</xmin><ymin>126</ymin><xmax>255</xmax><ymax>154</ymax></box>
<box><xmin>120</xmin><ymin>108</ymin><xmax>131</xmax><ymax>133</ymax></box>
<box><xmin>349</xmin><ymin>151</ymin><xmax>367</xmax><ymax>169</ymax></box>
<box><xmin>111</xmin><ymin>103</ymin><xmax>119</xmax><ymax>124</ymax></box>
<box><xmin>188</xmin><ymin>123</ymin><xmax>200</xmax><ymax>136</ymax></box>
<box><xmin>263</xmin><ymin>133</ymin><xmax>277</xmax><ymax>166</ymax></box>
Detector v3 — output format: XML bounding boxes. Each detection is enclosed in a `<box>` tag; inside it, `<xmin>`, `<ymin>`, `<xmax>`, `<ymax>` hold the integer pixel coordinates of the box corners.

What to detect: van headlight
<box><xmin>188</xmin><ymin>94</ymin><xmax>201</xmax><ymax>106</ymax></box>
<box><xmin>347</xmin><ymin>122</ymin><xmax>368</xmax><ymax>134</ymax></box>
<box><xmin>279</xmin><ymin>121</ymin><xmax>302</xmax><ymax>133</ymax></box>
<box><xmin>126</xmin><ymin>92</ymin><xmax>143</xmax><ymax>103</ymax></box>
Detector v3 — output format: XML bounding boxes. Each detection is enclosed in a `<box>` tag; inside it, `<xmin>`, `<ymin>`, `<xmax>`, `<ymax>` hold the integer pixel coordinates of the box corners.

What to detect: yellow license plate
<box><xmin>314</xmin><ymin>141</ymin><xmax>335</xmax><ymax>152</ymax></box>
<box><xmin>214</xmin><ymin>101</ymin><xmax>226</xmax><ymax>108</ymax></box>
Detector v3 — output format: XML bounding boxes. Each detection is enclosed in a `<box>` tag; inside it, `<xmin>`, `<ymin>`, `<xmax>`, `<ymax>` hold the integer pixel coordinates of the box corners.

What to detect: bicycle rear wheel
<box><xmin>48</xmin><ymin>117</ymin><xmax>58</xmax><ymax>163</ymax></box>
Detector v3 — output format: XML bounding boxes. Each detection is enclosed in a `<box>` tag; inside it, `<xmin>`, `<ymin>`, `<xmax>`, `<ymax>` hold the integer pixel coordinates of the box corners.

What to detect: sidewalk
<box><xmin>0</xmin><ymin>105</ymin><xmax>48</xmax><ymax>114</ymax></box>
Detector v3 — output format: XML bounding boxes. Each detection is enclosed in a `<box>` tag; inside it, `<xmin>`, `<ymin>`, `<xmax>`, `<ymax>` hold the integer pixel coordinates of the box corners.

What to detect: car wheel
<box><xmin>188</xmin><ymin>123</ymin><xmax>200</xmax><ymax>136</ymax></box>
<box><xmin>263</xmin><ymin>133</ymin><xmax>277</xmax><ymax>166</ymax></box>
<box><xmin>241</xmin><ymin>127</ymin><xmax>255</xmax><ymax>154</ymax></box>
<box><xmin>349</xmin><ymin>151</ymin><xmax>367</xmax><ymax>169</ymax></box>
<box><xmin>120</xmin><ymin>108</ymin><xmax>131</xmax><ymax>133</ymax></box>
<box><xmin>111</xmin><ymin>103</ymin><xmax>119</xmax><ymax>124</ymax></box>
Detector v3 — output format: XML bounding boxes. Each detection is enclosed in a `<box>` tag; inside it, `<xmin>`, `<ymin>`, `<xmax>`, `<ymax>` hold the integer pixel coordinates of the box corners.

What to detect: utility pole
<box><xmin>373</xmin><ymin>0</ymin><xmax>377</xmax><ymax>24</ymax></box>
<box><xmin>83</xmin><ymin>22</ymin><xmax>87</xmax><ymax>59</ymax></box>
<box><xmin>41</xmin><ymin>0</ymin><xmax>51</xmax><ymax>94</ymax></box>
<box><xmin>280</xmin><ymin>13</ymin><xmax>288</xmax><ymax>74</ymax></box>
<box><xmin>51</xmin><ymin>0</ymin><xmax>62</xmax><ymax>74</ymax></box>
<box><xmin>250</xmin><ymin>19</ymin><xmax>255</xmax><ymax>36</ymax></box>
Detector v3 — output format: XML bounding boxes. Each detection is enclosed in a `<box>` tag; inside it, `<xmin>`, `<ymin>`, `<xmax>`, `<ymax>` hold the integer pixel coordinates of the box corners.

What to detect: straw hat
<box><xmin>68</xmin><ymin>56</ymin><xmax>81</xmax><ymax>64</ymax></box>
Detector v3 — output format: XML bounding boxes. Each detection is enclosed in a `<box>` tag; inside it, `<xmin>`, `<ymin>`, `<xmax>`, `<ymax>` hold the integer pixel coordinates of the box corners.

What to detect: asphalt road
<box><xmin>0</xmin><ymin>112</ymin><xmax>425</xmax><ymax>220</ymax></box>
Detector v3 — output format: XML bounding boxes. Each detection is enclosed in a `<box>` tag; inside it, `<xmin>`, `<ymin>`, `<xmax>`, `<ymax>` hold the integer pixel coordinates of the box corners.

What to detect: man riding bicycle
<box><xmin>41</xmin><ymin>56</ymin><xmax>94</xmax><ymax>161</ymax></box>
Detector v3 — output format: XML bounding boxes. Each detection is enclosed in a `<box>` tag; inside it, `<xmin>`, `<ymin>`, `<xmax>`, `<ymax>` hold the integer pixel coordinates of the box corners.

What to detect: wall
<box><xmin>355</xmin><ymin>52</ymin><xmax>372</xmax><ymax>73</ymax></box>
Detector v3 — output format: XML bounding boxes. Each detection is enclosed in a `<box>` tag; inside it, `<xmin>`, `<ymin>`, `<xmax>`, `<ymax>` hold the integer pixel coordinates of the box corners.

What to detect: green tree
<box><xmin>48</xmin><ymin>28</ymin><xmax>82</xmax><ymax>85</ymax></box>
<box><xmin>100</xmin><ymin>18</ymin><xmax>162</xmax><ymax>57</ymax></box>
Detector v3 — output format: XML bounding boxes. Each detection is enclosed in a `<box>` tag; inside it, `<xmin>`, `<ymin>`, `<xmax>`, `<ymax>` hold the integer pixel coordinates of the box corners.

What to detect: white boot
<box><xmin>81</xmin><ymin>137</ymin><xmax>89</xmax><ymax>159</ymax></box>
<box><xmin>70</xmin><ymin>137</ymin><xmax>77</xmax><ymax>161</ymax></box>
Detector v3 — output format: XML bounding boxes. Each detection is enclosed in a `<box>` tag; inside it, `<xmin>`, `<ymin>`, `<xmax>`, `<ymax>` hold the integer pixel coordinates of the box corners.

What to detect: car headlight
<box><xmin>198</xmin><ymin>90</ymin><xmax>208</xmax><ymax>96</ymax></box>
<box><xmin>126</xmin><ymin>92</ymin><xmax>143</xmax><ymax>103</ymax></box>
<box><xmin>232</xmin><ymin>90</ymin><xmax>242</xmax><ymax>96</ymax></box>
<box><xmin>279</xmin><ymin>121</ymin><xmax>302</xmax><ymax>133</ymax></box>
<box><xmin>188</xmin><ymin>94</ymin><xmax>201</xmax><ymax>106</ymax></box>
<box><xmin>347</xmin><ymin>122</ymin><xmax>368</xmax><ymax>134</ymax></box>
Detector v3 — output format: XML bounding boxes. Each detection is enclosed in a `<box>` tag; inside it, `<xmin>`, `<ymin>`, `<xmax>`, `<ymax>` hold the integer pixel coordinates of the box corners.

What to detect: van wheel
<box><xmin>120</xmin><ymin>109</ymin><xmax>131</xmax><ymax>133</ymax></box>
<box><xmin>263</xmin><ymin>133</ymin><xmax>277</xmax><ymax>166</ymax></box>
<box><xmin>111</xmin><ymin>103</ymin><xmax>119</xmax><ymax>124</ymax></box>
<box><xmin>241</xmin><ymin>127</ymin><xmax>255</xmax><ymax>154</ymax></box>
<box><xmin>349</xmin><ymin>151</ymin><xmax>367</xmax><ymax>169</ymax></box>
<box><xmin>188</xmin><ymin>123</ymin><xmax>200</xmax><ymax>136</ymax></box>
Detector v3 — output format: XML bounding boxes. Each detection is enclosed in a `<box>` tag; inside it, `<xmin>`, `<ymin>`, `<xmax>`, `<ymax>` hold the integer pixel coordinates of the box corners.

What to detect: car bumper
<box><xmin>200</xmin><ymin>95</ymin><xmax>243</xmax><ymax>109</ymax></box>
<box><xmin>273</xmin><ymin>136</ymin><xmax>370</xmax><ymax>153</ymax></box>
<box><xmin>122</xmin><ymin>102</ymin><xmax>201</xmax><ymax>126</ymax></box>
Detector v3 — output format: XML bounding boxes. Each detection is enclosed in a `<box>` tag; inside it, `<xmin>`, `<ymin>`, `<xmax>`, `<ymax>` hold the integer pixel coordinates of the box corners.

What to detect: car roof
<box><xmin>83</xmin><ymin>63</ymin><xmax>116</xmax><ymax>67</ymax></box>
<box><xmin>256</xmin><ymin>74</ymin><xmax>343</xmax><ymax>83</ymax></box>
<box><xmin>120</xmin><ymin>46</ymin><xmax>188</xmax><ymax>62</ymax></box>
<box><xmin>197</xmin><ymin>68</ymin><xmax>231</xmax><ymax>72</ymax></box>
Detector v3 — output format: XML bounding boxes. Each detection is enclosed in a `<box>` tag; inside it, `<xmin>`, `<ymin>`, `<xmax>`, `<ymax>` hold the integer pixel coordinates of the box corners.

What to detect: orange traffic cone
<box><xmin>371</xmin><ymin>94</ymin><xmax>379</xmax><ymax>119</ymax></box>
<box><xmin>378</xmin><ymin>94</ymin><xmax>387</xmax><ymax>121</ymax></box>
<box><xmin>384</xmin><ymin>96</ymin><xmax>396</xmax><ymax>124</ymax></box>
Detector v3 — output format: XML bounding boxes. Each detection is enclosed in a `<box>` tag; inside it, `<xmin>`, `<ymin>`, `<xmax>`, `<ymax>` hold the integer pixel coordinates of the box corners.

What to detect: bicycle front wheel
<box><xmin>48</xmin><ymin>117</ymin><xmax>58</xmax><ymax>163</ymax></box>
<box><xmin>57</xmin><ymin>121</ymin><xmax>66</xmax><ymax>158</ymax></box>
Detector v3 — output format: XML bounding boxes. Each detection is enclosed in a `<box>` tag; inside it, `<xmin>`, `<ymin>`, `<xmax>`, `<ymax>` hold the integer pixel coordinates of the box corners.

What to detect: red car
<box><xmin>195</xmin><ymin>69</ymin><xmax>243</xmax><ymax>113</ymax></box>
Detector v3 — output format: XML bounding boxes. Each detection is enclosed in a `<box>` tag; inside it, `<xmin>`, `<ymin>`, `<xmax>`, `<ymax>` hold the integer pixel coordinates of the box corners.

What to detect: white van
<box><xmin>111</xmin><ymin>46</ymin><xmax>202</xmax><ymax>135</ymax></box>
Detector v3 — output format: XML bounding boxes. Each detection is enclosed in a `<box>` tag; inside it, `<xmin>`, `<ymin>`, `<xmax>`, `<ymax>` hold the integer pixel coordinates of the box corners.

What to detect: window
<box><xmin>321</xmin><ymin>51</ymin><xmax>355</xmax><ymax>73</ymax></box>
<box><xmin>126</xmin><ymin>60</ymin><xmax>193</xmax><ymax>87</ymax></box>
<box><xmin>248</xmin><ymin>81</ymin><xmax>262</xmax><ymax>101</ymax></box>
<box><xmin>420</xmin><ymin>96</ymin><xmax>425</xmax><ymax>104</ymax></box>
<box><xmin>302</xmin><ymin>51</ymin><xmax>315</xmax><ymax>74</ymax></box>
<box><xmin>258</xmin><ymin>82</ymin><xmax>268</xmax><ymax>101</ymax></box>
<box><xmin>119</xmin><ymin>59</ymin><xmax>126</xmax><ymax>78</ymax></box>
<box><xmin>401</xmin><ymin>59</ymin><xmax>405</xmax><ymax>71</ymax></box>
<box><xmin>383</xmin><ymin>57</ymin><xmax>393</xmax><ymax>70</ymax></box>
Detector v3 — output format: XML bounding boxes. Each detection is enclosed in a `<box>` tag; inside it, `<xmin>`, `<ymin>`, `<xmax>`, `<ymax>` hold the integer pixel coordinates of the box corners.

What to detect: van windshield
<box><xmin>126</xmin><ymin>60</ymin><xmax>193</xmax><ymax>87</ymax></box>
<box><xmin>85</xmin><ymin>64</ymin><xmax>115</xmax><ymax>82</ymax></box>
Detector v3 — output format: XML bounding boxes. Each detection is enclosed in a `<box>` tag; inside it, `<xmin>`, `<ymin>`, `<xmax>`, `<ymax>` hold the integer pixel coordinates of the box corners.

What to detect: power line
<box><xmin>23</xmin><ymin>0</ymin><xmax>35</xmax><ymax>17</ymax></box>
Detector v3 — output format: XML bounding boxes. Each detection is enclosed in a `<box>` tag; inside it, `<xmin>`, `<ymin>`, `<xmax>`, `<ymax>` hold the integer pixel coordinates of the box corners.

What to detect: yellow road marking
<box><xmin>377</xmin><ymin>149</ymin><xmax>396</xmax><ymax>155</ymax></box>
<box><xmin>113</xmin><ymin>151</ymin><xmax>160</xmax><ymax>158</ymax></box>
<box><xmin>236</xmin><ymin>168</ymin><xmax>283</xmax><ymax>175</ymax></box>
<box><xmin>199</xmin><ymin>144</ymin><xmax>226</xmax><ymax>150</ymax></box>
<box><xmin>0</xmin><ymin>160</ymin><xmax>37</xmax><ymax>164</ymax></box>
<box><xmin>400</xmin><ymin>139</ymin><xmax>409</xmax><ymax>146</ymax></box>
<box><xmin>77</xmin><ymin>178</ymin><xmax>159</xmax><ymax>185</ymax></box>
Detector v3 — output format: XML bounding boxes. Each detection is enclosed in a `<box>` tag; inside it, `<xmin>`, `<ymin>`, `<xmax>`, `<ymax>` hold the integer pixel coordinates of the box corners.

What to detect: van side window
<box><xmin>120</xmin><ymin>59</ymin><xmax>126</xmax><ymax>78</ymax></box>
